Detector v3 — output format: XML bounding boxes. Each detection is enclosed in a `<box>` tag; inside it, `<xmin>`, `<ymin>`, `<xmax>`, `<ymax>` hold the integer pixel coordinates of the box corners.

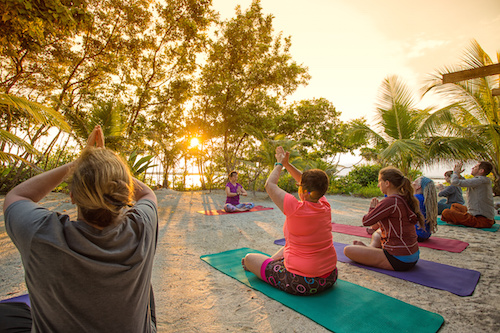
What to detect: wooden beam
<box><xmin>442</xmin><ymin>63</ymin><xmax>500</xmax><ymax>84</ymax></box>
<box><xmin>493</xmin><ymin>88</ymin><xmax>500</xmax><ymax>97</ymax></box>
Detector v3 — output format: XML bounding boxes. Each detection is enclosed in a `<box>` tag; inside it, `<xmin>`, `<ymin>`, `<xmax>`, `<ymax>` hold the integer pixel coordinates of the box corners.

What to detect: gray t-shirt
<box><xmin>450</xmin><ymin>174</ymin><xmax>495</xmax><ymax>219</ymax></box>
<box><xmin>5</xmin><ymin>199</ymin><xmax>158</xmax><ymax>333</ymax></box>
<box><xmin>438</xmin><ymin>185</ymin><xmax>465</xmax><ymax>205</ymax></box>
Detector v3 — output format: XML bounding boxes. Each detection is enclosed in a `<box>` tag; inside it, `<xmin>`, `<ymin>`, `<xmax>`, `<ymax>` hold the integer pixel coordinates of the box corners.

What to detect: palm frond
<box><xmin>427</xmin><ymin>137</ymin><xmax>485</xmax><ymax>161</ymax></box>
<box><xmin>0</xmin><ymin>129</ymin><xmax>40</xmax><ymax>156</ymax></box>
<box><xmin>380</xmin><ymin>139</ymin><xmax>427</xmax><ymax>161</ymax></box>
<box><xmin>349</xmin><ymin>121</ymin><xmax>387</xmax><ymax>148</ymax></box>
<box><xmin>0</xmin><ymin>151</ymin><xmax>41</xmax><ymax>169</ymax></box>
<box><xmin>0</xmin><ymin>94</ymin><xmax>71</xmax><ymax>132</ymax></box>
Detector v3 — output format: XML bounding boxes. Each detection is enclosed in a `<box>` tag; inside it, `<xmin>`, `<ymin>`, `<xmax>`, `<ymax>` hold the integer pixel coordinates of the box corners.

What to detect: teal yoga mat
<box><xmin>200</xmin><ymin>248</ymin><xmax>444</xmax><ymax>333</ymax></box>
<box><xmin>437</xmin><ymin>217</ymin><xmax>499</xmax><ymax>232</ymax></box>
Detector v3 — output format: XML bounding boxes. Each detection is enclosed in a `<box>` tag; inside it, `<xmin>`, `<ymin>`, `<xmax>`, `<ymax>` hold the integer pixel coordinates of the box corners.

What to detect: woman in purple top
<box><xmin>224</xmin><ymin>171</ymin><xmax>254</xmax><ymax>212</ymax></box>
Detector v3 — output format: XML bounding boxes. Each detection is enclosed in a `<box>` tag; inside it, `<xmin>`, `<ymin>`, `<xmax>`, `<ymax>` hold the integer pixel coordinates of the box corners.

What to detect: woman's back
<box><xmin>5</xmin><ymin>199</ymin><xmax>157</xmax><ymax>333</ymax></box>
<box><xmin>283</xmin><ymin>194</ymin><xmax>336</xmax><ymax>277</ymax></box>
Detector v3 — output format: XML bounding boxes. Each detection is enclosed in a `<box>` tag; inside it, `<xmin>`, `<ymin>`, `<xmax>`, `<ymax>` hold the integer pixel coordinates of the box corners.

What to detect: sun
<box><xmin>189</xmin><ymin>137</ymin><xmax>200</xmax><ymax>149</ymax></box>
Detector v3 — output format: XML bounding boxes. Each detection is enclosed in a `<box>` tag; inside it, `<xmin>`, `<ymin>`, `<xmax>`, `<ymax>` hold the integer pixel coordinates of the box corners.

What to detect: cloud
<box><xmin>406</xmin><ymin>39</ymin><xmax>450</xmax><ymax>59</ymax></box>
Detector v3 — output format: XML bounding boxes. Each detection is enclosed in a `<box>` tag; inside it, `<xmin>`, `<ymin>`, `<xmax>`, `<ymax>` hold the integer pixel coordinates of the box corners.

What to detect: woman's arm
<box><xmin>276</xmin><ymin>146</ymin><xmax>302</xmax><ymax>183</ymax></box>
<box><xmin>238</xmin><ymin>186</ymin><xmax>248</xmax><ymax>196</ymax></box>
<box><xmin>133</xmin><ymin>178</ymin><xmax>157</xmax><ymax>205</ymax></box>
<box><xmin>3</xmin><ymin>162</ymin><xmax>76</xmax><ymax>212</ymax></box>
<box><xmin>271</xmin><ymin>246</ymin><xmax>285</xmax><ymax>260</ymax></box>
<box><xmin>265</xmin><ymin>147</ymin><xmax>289</xmax><ymax>213</ymax></box>
<box><xmin>362</xmin><ymin>198</ymin><xmax>392</xmax><ymax>226</ymax></box>
<box><xmin>225</xmin><ymin>186</ymin><xmax>238</xmax><ymax>197</ymax></box>
<box><xmin>3</xmin><ymin>126</ymin><xmax>105</xmax><ymax>213</ymax></box>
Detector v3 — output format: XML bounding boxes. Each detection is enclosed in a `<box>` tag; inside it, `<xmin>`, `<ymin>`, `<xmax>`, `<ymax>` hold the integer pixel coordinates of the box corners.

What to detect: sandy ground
<box><xmin>1</xmin><ymin>189</ymin><xmax>500</xmax><ymax>332</ymax></box>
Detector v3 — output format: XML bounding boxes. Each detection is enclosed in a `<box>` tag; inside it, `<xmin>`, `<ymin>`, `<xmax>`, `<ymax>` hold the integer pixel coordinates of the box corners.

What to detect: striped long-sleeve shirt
<box><xmin>362</xmin><ymin>195</ymin><xmax>419</xmax><ymax>256</ymax></box>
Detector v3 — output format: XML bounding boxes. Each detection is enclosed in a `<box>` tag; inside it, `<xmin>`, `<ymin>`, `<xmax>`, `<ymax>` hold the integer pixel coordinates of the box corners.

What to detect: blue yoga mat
<box><xmin>437</xmin><ymin>217</ymin><xmax>499</xmax><ymax>232</ymax></box>
<box><xmin>201</xmin><ymin>248</ymin><xmax>443</xmax><ymax>333</ymax></box>
<box><xmin>334</xmin><ymin>242</ymin><xmax>480</xmax><ymax>296</ymax></box>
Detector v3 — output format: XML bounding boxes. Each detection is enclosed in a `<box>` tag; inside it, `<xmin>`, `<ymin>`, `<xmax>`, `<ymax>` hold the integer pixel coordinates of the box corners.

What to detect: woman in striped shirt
<box><xmin>344</xmin><ymin>167</ymin><xmax>425</xmax><ymax>271</ymax></box>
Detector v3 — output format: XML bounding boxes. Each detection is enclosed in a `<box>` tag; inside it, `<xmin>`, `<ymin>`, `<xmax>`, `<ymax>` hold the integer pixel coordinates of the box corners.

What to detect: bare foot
<box><xmin>353</xmin><ymin>240</ymin><xmax>367</xmax><ymax>246</ymax></box>
<box><xmin>241</xmin><ymin>258</ymin><xmax>249</xmax><ymax>271</ymax></box>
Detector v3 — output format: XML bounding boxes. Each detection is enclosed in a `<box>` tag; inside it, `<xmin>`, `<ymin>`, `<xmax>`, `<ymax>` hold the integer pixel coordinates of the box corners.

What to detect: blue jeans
<box><xmin>224</xmin><ymin>203</ymin><xmax>255</xmax><ymax>212</ymax></box>
<box><xmin>438</xmin><ymin>199</ymin><xmax>451</xmax><ymax>215</ymax></box>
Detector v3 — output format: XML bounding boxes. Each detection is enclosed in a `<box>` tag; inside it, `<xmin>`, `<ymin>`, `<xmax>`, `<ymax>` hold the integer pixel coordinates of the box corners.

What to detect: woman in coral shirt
<box><xmin>242</xmin><ymin>146</ymin><xmax>337</xmax><ymax>295</ymax></box>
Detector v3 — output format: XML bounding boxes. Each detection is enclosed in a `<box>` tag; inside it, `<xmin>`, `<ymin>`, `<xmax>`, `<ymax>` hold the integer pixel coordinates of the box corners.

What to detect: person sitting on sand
<box><xmin>412</xmin><ymin>176</ymin><xmax>438</xmax><ymax>241</ymax></box>
<box><xmin>441</xmin><ymin>161</ymin><xmax>495</xmax><ymax>228</ymax></box>
<box><xmin>436</xmin><ymin>170</ymin><xmax>465</xmax><ymax>215</ymax></box>
<box><xmin>241</xmin><ymin>146</ymin><xmax>337</xmax><ymax>295</ymax></box>
<box><xmin>344</xmin><ymin>166</ymin><xmax>424</xmax><ymax>271</ymax></box>
<box><xmin>0</xmin><ymin>126</ymin><xmax>158</xmax><ymax>332</ymax></box>
<box><xmin>224</xmin><ymin>171</ymin><xmax>254</xmax><ymax>212</ymax></box>
<box><xmin>367</xmin><ymin>175</ymin><xmax>438</xmax><ymax>242</ymax></box>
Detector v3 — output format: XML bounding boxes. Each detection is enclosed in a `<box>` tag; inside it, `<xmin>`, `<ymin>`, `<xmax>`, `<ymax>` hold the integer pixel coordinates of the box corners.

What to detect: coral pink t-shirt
<box><xmin>282</xmin><ymin>193</ymin><xmax>337</xmax><ymax>277</ymax></box>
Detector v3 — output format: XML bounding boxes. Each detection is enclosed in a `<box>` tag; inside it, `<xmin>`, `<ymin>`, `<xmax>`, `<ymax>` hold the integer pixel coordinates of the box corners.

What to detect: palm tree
<box><xmin>424</xmin><ymin>40</ymin><xmax>500</xmax><ymax>194</ymax></box>
<box><xmin>350</xmin><ymin>75</ymin><xmax>435</xmax><ymax>176</ymax></box>
<box><xmin>0</xmin><ymin>93</ymin><xmax>70</xmax><ymax>164</ymax></box>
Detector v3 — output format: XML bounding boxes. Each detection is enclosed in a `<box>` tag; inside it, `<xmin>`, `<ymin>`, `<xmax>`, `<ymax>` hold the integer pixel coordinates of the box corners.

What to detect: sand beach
<box><xmin>1</xmin><ymin>189</ymin><xmax>499</xmax><ymax>332</ymax></box>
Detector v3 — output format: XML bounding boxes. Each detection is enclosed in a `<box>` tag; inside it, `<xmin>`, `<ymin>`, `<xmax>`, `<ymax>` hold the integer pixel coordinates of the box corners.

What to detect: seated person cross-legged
<box><xmin>436</xmin><ymin>170</ymin><xmax>465</xmax><ymax>215</ymax></box>
<box><xmin>0</xmin><ymin>126</ymin><xmax>158</xmax><ymax>333</ymax></box>
<box><xmin>441</xmin><ymin>161</ymin><xmax>495</xmax><ymax>228</ymax></box>
<box><xmin>224</xmin><ymin>171</ymin><xmax>254</xmax><ymax>212</ymax></box>
<box><xmin>241</xmin><ymin>146</ymin><xmax>337</xmax><ymax>296</ymax></box>
<box><xmin>344</xmin><ymin>167</ymin><xmax>424</xmax><ymax>272</ymax></box>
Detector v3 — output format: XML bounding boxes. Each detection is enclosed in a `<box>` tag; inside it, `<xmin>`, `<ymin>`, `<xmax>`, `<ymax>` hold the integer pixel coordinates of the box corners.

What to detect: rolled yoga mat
<box><xmin>201</xmin><ymin>248</ymin><xmax>444</xmax><ymax>333</ymax></box>
<box><xmin>197</xmin><ymin>205</ymin><xmax>273</xmax><ymax>216</ymax></box>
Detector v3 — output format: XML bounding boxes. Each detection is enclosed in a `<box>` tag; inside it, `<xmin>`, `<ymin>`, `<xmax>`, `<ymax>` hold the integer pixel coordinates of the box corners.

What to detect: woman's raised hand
<box><xmin>275</xmin><ymin>146</ymin><xmax>289</xmax><ymax>165</ymax></box>
<box><xmin>86</xmin><ymin>125</ymin><xmax>105</xmax><ymax>148</ymax></box>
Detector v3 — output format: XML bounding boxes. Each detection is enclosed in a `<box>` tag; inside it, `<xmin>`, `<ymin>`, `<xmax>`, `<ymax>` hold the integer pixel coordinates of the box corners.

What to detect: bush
<box><xmin>328</xmin><ymin>164</ymin><xmax>383</xmax><ymax>198</ymax></box>
<box><xmin>278</xmin><ymin>173</ymin><xmax>298</xmax><ymax>193</ymax></box>
<box><xmin>346</xmin><ymin>164</ymin><xmax>382</xmax><ymax>187</ymax></box>
<box><xmin>352</xmin><ymin>182</ymin><xmax>382</xmax><ymax>197</ymax></box>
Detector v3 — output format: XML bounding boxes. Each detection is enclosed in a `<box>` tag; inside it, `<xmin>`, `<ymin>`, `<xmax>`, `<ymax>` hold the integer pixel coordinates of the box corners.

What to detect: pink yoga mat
<box><xmin>197</xmin><ymin>205</ymin><xmax>273</xmax><ymax>216</ymax></box>
<box><xmin>331</xmin><ymin>223</ymin><xmax>468</xmax><ymax>253</ymax></box>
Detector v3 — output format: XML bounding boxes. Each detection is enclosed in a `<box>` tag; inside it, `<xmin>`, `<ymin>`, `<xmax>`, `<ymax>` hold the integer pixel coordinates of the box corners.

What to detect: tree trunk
<box><xmin>492</xmin><ymin>168</ymin><xmax>500</xmax><ymax>196</ymax></box>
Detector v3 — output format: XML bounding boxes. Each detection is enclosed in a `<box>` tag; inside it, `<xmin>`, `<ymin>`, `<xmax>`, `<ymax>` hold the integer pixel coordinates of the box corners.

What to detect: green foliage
<box><xmin>345</xmin><ymin>164</ymin><xmax>382</xmax><ymax>187</ymax></box>
<box><xmin>127</xmin><ymin>150</ymin><xmax>157</xmax><ymax>181</ymax></box>
<box><xmin>202</xmin><ymin>165</ymin><xmax>226</xmax><ymax>191</ymax></box>
<box><xmin>275</xmin><ymin>98</ymin><xmax>355</xmax><ymax>158</ymax></box>
<box><xmin>193</xmin><ymin>0</ymin><xmax>310</xmax><ymax>173</ymax></box>
<box><xmin>0</xmin><ymin>94</ymin><xmax>71</xmax><ymax>165</ymax></box>
<box><xmin>424</xmin><ymin>40</ymin><xmax>500</xmax><ymax>194</ymax></box>
<box><xmin>0</xmin><ymin>0</ymin><xmax>89</xmax><ymax>53</ymax></box>
<box><xmin>328</xmin><ymin>165</ymin><xmax>384</xmax><ymax>198</ymax></box>
<box><xmin>348</xmin><ymin>76</ymin><xmax>434</xmax><ymax>176</ymax></box>
<box><xmin>354</xmin><ymin>182</ymin><xmax>383</xmax><ymax>198</ymax></box>
<box><xmin>277</xmin><ymin>173</ymin><xmax>299</xmax><ymax>193</ymax></box>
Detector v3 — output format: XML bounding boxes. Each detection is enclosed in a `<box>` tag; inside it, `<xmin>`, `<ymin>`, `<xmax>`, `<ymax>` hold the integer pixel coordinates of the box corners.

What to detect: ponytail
<box><xmin>399</xmin><ymin>177</ymin><xmax>426</xmax><ymax>230</ymax></box>
<box><xmin>379</xmin><ymin>167</ymin><xmax>425</xmax><ymax>229</ymax></box>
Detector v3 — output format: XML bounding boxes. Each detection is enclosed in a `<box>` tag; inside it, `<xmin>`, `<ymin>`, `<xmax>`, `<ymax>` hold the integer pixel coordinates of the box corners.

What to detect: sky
<box><xmin>211</xmin><ymin>0</ymin><xmax>500</xmax><ymax>176</ymax></box>
<box><xmin>212</xmin><ymin>0</ymin><xmax>500</xmax><ymax>122</ymax></box>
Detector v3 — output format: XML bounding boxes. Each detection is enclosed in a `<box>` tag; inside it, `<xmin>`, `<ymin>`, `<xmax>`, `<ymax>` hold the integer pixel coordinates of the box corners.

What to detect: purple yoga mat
<box><xmin>331</xmin><ymin>223</ymin><xmax>468</xmax><ymax>253</ymax></box>
<box><xmin>272</xmin><ymin>239</ymin><xmax>480</xmax><ymax>296</ymax></box>
<box><xmin>0</xmin><ymin>294</ymin><xmax>30</xmax><ymax>307</ymax></box>
<box><xmin>335</xmin><ymin>242</ymin><xmax>480</xmax><ymax>297</ymax></box>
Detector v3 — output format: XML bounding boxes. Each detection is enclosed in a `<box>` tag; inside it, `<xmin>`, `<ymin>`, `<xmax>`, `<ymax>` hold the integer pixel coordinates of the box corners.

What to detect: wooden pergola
<box><xmin>442</xmin><ymin>63</ymin><xmax>500</xmax><ymax>96</ymax></box>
